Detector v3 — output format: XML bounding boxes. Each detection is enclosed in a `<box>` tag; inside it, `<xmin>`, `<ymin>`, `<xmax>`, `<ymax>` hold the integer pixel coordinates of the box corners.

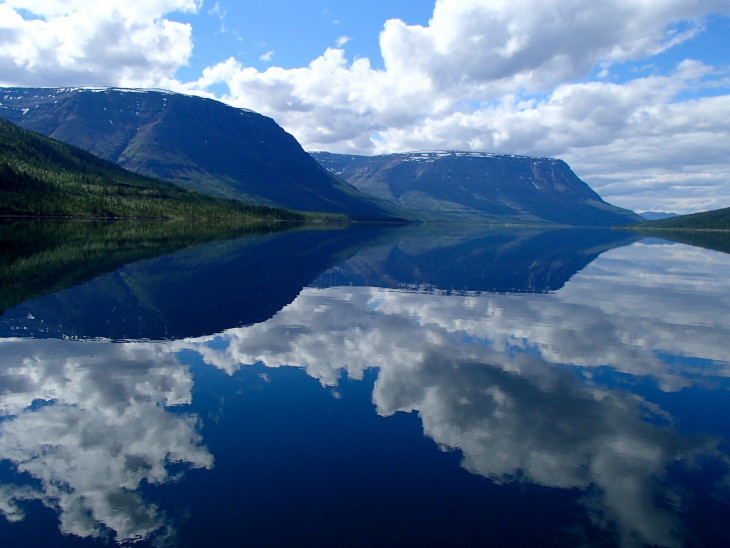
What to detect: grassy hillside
<box><xmin>621</xmin><ymin>207</ymin><xmax>730</xmax><ymax>254</ymax></box>
<box><xmin>0</xmin><ymin>118</ymin><xmax>304</xmax><ymax>220</ymax></box>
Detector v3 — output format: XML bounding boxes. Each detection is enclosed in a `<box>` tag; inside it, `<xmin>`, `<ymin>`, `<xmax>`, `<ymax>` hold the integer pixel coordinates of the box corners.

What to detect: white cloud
<box><xmin>0</xmin><ymin>0</ymin><xmax>200</xmax><ymax>87</ymax></box>
<box><xmin>259</xmin><ymin>50</ymin><xmax>274</xmax><ymax>62</ymax></box>
<box><xmin>209</xmin><ymin>1</ymin><xmax>226</xmax><ymax>33</ymax></box>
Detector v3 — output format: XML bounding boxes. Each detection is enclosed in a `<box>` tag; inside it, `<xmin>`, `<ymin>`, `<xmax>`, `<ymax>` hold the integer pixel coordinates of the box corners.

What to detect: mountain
<box><xmin>0</xmin><ymin>87</ymin><xmax>393</xmax><ymax>219</ymax></box>
<box><xmin>632</xmin><ymin>206</ymin><xmax>730</xmax><ymax>230</ymax></box>
<box><xmin>0</xmin><ymin>118</ymin><xmax>302</xmax><ymax>220</ymax></box>
<box><xmin>639</xmin><ymin>211</ymin><xmax>679</xmax><ymax>220</ymax></box>
<box><xmin>311</xmin><ymin>150</ymin><xmax>642</xmax><ymax>226</ymax></box>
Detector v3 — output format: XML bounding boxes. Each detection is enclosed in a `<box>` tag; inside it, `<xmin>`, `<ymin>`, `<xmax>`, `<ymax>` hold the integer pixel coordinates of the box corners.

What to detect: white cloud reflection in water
<box><xmin>0</xmin><ymin>239</ymin><xmax>729</xmax><ymax>546</ymax></box>
<box><xmin>0</xmin><ymin>339</ymin><xmax>213</xmax><ymax>544</ymax></box>
<box><xmin>181</xmin><ymin>239</ymin><xmax>730</xmax><ymax>547</ymax></box>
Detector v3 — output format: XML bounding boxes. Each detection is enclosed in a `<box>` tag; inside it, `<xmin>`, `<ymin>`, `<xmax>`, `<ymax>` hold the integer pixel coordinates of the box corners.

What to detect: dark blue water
<box><xmin>1</xmin><ymin>223</ymin><xmax>729</xmax><ymax>547</ymax></box>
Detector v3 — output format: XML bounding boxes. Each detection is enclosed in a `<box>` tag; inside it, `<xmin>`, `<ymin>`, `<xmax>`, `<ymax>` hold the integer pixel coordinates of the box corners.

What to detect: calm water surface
<box><xmin>0</xmin><ymin>223</ymin><xmax>729</xmax><ymax>547</ymax></box>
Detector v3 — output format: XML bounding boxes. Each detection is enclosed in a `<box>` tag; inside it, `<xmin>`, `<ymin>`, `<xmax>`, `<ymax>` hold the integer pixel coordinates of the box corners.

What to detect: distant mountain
<box><xmin>311</xmin><ymin>151</ymin><xmax>642</xmax><ymax>226</ymax></box>
<box><xmin>0</xmin><ymin>118</ymin><xmax>300</xmax><ymax>220</ymax></box>
<box><xmin>639</xmin><ymin>211</ymin><xmax>679</xmax><ymax>220</ymax></box>
<box><xmin>623</xmin><ymin>207</ymin><xmax>730</xmax><ymax>255</ymax></box>
<box><xmin>0</xmin><ymin>87</ymin><xmax>394</xmax><ymax>219</ymax></box>
<box><xmin>631</xmin><ymin>206</ymin><xmax>730</xmax><ymax>230</ymax></box>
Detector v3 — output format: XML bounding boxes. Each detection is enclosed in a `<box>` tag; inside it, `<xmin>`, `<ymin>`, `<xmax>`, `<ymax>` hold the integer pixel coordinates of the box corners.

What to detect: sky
<box><xmin>1</xmin><ymin>0</ymin><xmax>729</xmax><ymax>213</ymax></box>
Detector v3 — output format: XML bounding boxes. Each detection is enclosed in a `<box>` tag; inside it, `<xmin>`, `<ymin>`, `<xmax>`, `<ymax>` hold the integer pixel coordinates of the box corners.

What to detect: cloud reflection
<box><xmin>1</xmin><ymin>239</ymin><xmax>728</xmax><ymax>546</ymax></box>
<box><xmin>183</xmin><ymin>240</ymin><xmax>730</xmax><ymax>546</ymax></box>
<box><xmin>0</xmin><ymin>339</ymin><xmax>213</xmax><ymax>544</ymax></box>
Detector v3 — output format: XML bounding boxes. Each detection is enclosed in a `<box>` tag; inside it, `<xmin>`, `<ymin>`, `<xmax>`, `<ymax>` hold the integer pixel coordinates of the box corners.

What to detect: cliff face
<box><xmin>0</xmin><ymin>87</ymin><xmax>391</xmax><ymax>218</ymax></box>
<box><xmin>311</xmin><ymin>151</ymin><xmax>641</xmax><ymax>225</ymax></box>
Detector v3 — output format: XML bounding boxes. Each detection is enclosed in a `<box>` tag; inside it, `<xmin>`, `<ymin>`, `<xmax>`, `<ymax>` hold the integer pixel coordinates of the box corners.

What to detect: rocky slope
<box><xmin>311</xmin><ymin>150</ymin><xmax>641</xmax><ymax>226</ymax></box>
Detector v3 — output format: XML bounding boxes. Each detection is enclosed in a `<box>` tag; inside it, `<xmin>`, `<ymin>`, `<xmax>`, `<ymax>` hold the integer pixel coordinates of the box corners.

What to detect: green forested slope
<box><xmin>0</xmin><ymin>87</ymin><xmax>394</xmax><ymax>219</ymax></box>
<box><xmin>632</xmin><ymin>207</ymin><xmax>730</xmax><ymax>230</ymax></box>
<box><xmin>0</xmin><ymin>118</ymin><xmax>303</xmax><ymax>220</ymax></box>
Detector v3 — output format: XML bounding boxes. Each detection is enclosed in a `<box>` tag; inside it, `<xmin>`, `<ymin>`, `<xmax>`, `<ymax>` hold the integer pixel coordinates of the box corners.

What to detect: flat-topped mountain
<box><xmin>311</xmin><ymin>150</ymin><xmax>641</xmax><ymax>226</ymax></box>
<box><xmin>0</xmin><ymin>118</ymin><xmax>298</xmax><ymax>220</ymax></box>
<box><xmin>0</xmin><ymin>87</ymin><xmax>392</xmax><ymax>218</ymax></box>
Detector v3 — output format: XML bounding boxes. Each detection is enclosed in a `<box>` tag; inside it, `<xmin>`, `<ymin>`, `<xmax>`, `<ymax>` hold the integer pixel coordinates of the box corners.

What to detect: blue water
<box><xmin>1</xmin><ymin>224</ymin><xmax>729</xmax><ymax>547</ymax></box>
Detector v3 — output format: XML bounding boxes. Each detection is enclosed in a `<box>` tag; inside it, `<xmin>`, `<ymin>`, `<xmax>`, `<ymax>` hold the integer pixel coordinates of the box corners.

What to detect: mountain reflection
<box><xmin>1</xmin><ymin>229</ymin><xmax>730</xmax><ymax>546</ymax></box>
<box><xmin>1</xmin><ymin>223</ymin><xmax>391</xmax><ymax>340</ymax></box>
<box><xmin>1</xmin><ymin>224</ymin><xmax>636</xmax><ymax>341</ymax></box>
<box><xmin>182</xmin><ymin>239</ymin><xmax>730</xmax><ymax>547</ymax></box>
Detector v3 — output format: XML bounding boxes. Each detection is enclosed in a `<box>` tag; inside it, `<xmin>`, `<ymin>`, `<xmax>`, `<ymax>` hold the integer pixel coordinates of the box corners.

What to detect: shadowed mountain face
<box><xmin>0</xmin><ymin>87</ymin><xmax>392</xmax><ymax>218</ymax></box>
<box><xmin>0</xmin><ymin>118</ymin><xmax>302</xmax><ymax>219</ymax></box>
<box><xmin>311</xmin><ymin>151</ymin><xmax>642</xmax><ymax>226</ymax></box>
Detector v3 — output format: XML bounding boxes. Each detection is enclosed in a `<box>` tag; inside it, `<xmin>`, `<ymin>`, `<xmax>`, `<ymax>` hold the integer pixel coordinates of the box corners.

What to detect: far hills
<box><xmin>631</xmin><ymin>206</ymin><xmax>730</xmax><ymax>230</ymax></box>
<box><xmin>1</xmin><ymin>86</ymin><xmax>641</xmax><ymax>226</ymax></box>
<box><xmin>310</xmin><ymin>151</ymin><xmax>641</xmax><ymax>225</ymax></box>
<box><xmin>623</xmin><ymin>206</ymin><xmax>730</xmax><ymax>254</ymax></box>
<box><xmin>0</xmin><ymin>118</ymin><xmax>304</xmax><ymax>220</ymax></box>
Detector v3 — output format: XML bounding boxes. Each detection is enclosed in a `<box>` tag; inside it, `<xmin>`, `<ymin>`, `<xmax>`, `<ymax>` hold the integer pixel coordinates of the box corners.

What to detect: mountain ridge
<box><xmin>0</xmin><ymin>87</ymin><xmax>396</xmax><ymax>219</ymax></box>
<box><xmin>1</xmin><ymin>86</ymin><xmax>640</xmax><ymax>225</ymax></box>
<box><xmin>0</xmin><ymin>117</ymin><xmax>304</xmax><ymax>220</ymax></box>
<box><xmin>630</xmin><ymin>206</ymin><xmax>730</xmax><ymax>230</ymax></box>
<box><xmin>311</xmin><ymin>150</ymin><xmax>641</xmax><ymax>226</ymax></box>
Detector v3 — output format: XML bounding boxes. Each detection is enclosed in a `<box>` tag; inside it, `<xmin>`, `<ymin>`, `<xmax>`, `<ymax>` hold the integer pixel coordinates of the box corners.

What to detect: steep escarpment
<box><xmin>0</xmin><ymin>87</ymin><xmax>393</xmax><ymax>218</ymax></box>
<box><xmin>311</xmin><ymin>150</ymin><xmax>641</xmax><ymax>225</ymax></box>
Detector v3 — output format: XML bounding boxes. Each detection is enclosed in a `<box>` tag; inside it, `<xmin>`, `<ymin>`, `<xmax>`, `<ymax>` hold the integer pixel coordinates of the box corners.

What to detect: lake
<box><xmin>1</xmin><ymin>220</ymin><xmax>729</xmax><ymax>547</ymax></box>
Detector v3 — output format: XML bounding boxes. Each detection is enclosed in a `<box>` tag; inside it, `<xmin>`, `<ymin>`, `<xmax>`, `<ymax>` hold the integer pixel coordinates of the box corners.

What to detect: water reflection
<box><xmin>1</xmin><ymin>223</ymin><xmax>390</xmax><ymax>340</ymax></box>
<box><xmin>0</xmin><ymin>338</ymin><xmax>212</xmax><ymax>544</ymax></box>
<box><xmin>183</xmin><ymin>239</ymin><xmax>730</xmax><ymax>546</ymax></box>
<box><xmin>0</xmin><ymin>226</ymin><xmax>729</xmax><ymax>546</ymax></box>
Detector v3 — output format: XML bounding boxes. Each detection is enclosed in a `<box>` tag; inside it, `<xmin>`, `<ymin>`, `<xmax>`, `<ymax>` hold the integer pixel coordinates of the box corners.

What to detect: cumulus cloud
<box><xmin>0</xmin><ymin>0</ymin><xmax>200</xmax><ymax>87</ymax></box>
<box><xmin>0</xmin><ymin>338</ymin><xmax>213</xmax><ymax>543</ymax></box>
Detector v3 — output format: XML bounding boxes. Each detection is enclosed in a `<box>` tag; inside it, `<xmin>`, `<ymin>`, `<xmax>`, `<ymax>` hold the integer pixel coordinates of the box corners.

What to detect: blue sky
<box><xmin>1</xmin><ymin>0</ymin><xmax>729</xmax><ymax>213</ymax></box>
<box><xmin>175</xmin><ymin>1</ymin><xmax>435</xmax><ymax>77</ymax></box>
